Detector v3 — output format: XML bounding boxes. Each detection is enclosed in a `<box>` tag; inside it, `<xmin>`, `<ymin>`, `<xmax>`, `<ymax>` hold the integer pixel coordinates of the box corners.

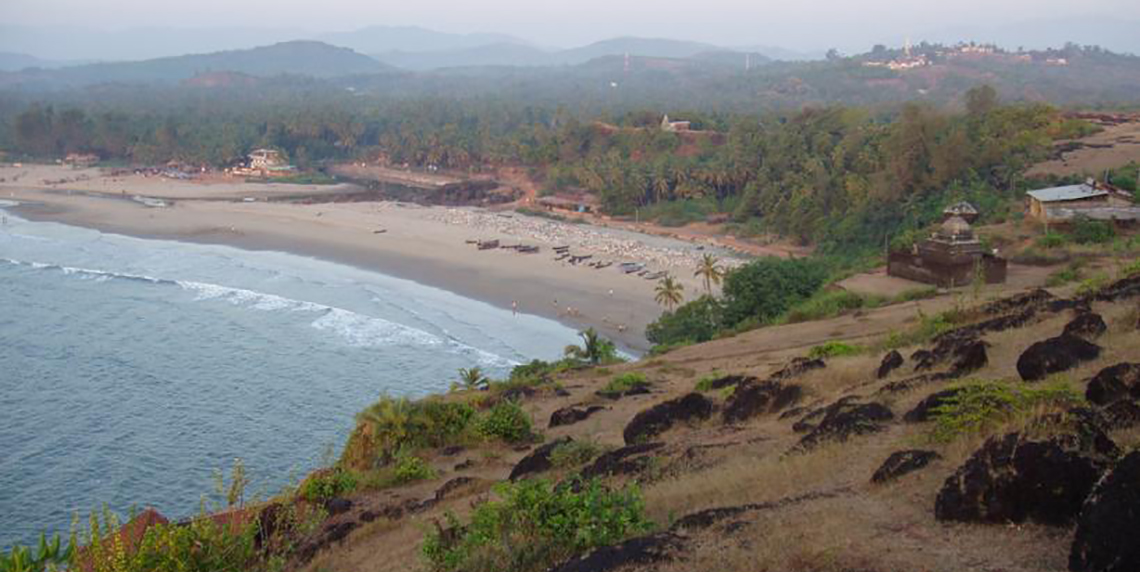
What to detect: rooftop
<box><xmin>1026</xmin><ymin>183</ymin><xmax>1107</xmax><ymax>203</ymax></box>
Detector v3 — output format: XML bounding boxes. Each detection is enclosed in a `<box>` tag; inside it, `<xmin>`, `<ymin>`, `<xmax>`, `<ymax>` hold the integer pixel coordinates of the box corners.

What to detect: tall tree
<box><xmin>654</xmin><ymin>275</ymin><xmax>685</xmax><ymax>311</ymax></box>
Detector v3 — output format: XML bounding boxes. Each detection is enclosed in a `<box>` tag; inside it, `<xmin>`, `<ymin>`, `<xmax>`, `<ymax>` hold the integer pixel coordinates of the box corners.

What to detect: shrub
<box><xmin>1</xmin><ymin>534</ymin><xmax>72</xmax><ymax>572</ymax></box>
<box><xmin>548</xmin><ymin>440</ymin><xmax>606</xmax><ymax>469</ymax></box>
<box><xmin>1036</xmin><ymin>231</ymin><xmax>1068</xmax><ymax>249</ymax></box>
<box><xmin>720</xmin><ymin>257</ymin><xmax>828</xmax><ymax>329</ymax></box>
<box><xmin>352</xmin><ymin>397</ymin><xmax>478</xmax><ymax>464</ymax></box>
<box><xmin>1075</xmin><ymin>273</ymin><xmax>1110</xmax><ymax>296</ymax></box>
<box><xmin>393</xmin><ymin>454</ymin><xmax>436</xmax><ymax>484</ymax></box>
<box><xmin>1069</xmin><ymin>217</ymin><xmax>1116</xmax><ymax>245</ymax></box>
<box><xmin>807</xmin><ymin>341</ymin><xmax>862</xmax><ymax>359</ymax></box>
<box><xmin>782</xmin><ymin>289</ymin><xmax>869</xmax><ymax>323</ymax></box>
<box><xmin>929</xmin><ymin>382</ymin><xmax>1084</xmax><ymax>443</ymax></box>
<box><xmin>694</xmin><ymin>371</ymin><xmax>722</xmax><ymax>392</ymax></box>
<box><xmin>476</xmin><ymin>401</ymin><xmax>533</xmax><ymax>443</ymax></box>
<box><xmin>301</xmin><ymin>467</ymin><xmax>358</xmax><ymax>502</ymax></box>
<box><xmin>1046</xmin><ymin>262</ymin><xmax>1083</xmax><ymax>287</ymax></box>
<box><xmin>645</xmin><ymin>295</ymin><xmax>722</xmax><ymax>347</ymax></box>
<box><xmin>76</xmin><ymin>510</ymin><xmax>257</xmax><ymax>572</ymax></box>
<box><xmin>421</xmin><ymin>478</ymin><xmax>652</xmax><ymax>572</ymax></box>
<box><xmin>598</xmin><ymin>372</ymin><xmax>649</xmax><ymax>397</ymax></box>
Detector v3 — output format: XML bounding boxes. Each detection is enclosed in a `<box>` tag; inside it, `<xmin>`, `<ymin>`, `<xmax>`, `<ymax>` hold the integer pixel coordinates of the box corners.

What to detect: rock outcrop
<box><xmin>1069</xmin><ymin>451</ymin><xmax>1140</xmax><ymax>572</ymax></box>
<box><xmin>793</xmin><ymin>399</ymin><xmax>893</xmax><ymax>451</ymax></box>
<box><xmin>871</xmin><ymin>450</ymin><xmax>940</xmax><ymax>483</ymax></box>
<box><xmin>549</xmin><ymin>405</ymin><xmax>607</xmax><ymax>428</ymax></box>
<box><xmin>722</xmin><ymin>381</ymin><xmax>802</xmax><ymax>424</ymax></box>
<box><xmin>1085</xmin><ymin>362</ymin><xmax>1140</xmax><ymax>406</ymax></box>
<box><xmin>1016</xmin><ymin>335</ymin><xmax>1101</xmax><ymax>382</ymax></box>
<box><xmin>623</xmin><ymin>393</ymin><xmax>714</xmax><ymax>445</ymax></box>
<box><xmin>904</xmin><ymin>388</ymin><xmax>965</xmax><ymax>423</ymax></box>
<box><xmin>1063</xmin><ymin>312</ymin><xmax>1107</xmax><ymax>339</ymax></box>
<box><xmin>935</xmin><ymin>432</ymin><xmax>1111</xmax><ymax>525</ymax></box>
<box><xmin>877</xmin><ymin>350</ymin><xmax>904</xmax><ymax>379</ymax></box>
<box><xmin>509</xmin><ymin>437</ymin><xmax>572</xmax><ymax>481</ymax></box>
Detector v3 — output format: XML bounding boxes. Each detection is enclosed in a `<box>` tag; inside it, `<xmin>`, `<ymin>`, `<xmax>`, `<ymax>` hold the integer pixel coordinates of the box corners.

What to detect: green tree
<box><xmin>456</xmin><ymin>367</ymin><xmax>489</xmax><ymax>391</ymax></box>
<box><xmin>654</xmin><ymin>275</ymin><xmax>685</xmax><ymax>311</ymax></box>
<box><xmin>564</xmin><ymin>328</ymin><xmax>617</xmax><ymax>365</ymax></box>
<box><xmin>694</xmin><ymin>253</ymin><xmax>726</xmax><ymax>294</ymax></box>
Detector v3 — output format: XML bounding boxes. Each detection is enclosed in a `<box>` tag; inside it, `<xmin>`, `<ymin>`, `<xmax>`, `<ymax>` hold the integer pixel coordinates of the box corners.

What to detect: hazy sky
<box><xmin>3</xmin><ymin>0</ymin><xmax>1139</xmax><ymax>51</ymax></box>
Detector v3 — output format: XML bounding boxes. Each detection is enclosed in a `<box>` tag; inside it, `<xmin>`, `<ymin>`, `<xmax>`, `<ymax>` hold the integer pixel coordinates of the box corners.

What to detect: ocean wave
<box><xmin>2</xmin><ymin>256</ymin><xmax>516</xmax><ymax>365</ymax></box>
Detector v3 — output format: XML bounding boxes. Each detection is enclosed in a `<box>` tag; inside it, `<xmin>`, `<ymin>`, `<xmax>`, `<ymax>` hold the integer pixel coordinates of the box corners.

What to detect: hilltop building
<box><xmin>661</xmin><ymin>115</ymin><xmax>691</xmax><ymax>132</ymax></box>
<box><xmin>1025</xmin><ymin>180</ymin><xmax>1139</xmax><ymax>226</ymax></box>
<box><xmin>887</xmin><ymin>202</ymin><xmax>1007</xmax><ymax>288</ymax></box>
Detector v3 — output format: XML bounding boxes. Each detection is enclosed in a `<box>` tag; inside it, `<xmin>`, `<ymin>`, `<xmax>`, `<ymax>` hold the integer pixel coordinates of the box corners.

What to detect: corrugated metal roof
<box><xmin>1026</xmin><ymin>184</ymin><xmax>1107</xmax><ymax>202</ymax></box>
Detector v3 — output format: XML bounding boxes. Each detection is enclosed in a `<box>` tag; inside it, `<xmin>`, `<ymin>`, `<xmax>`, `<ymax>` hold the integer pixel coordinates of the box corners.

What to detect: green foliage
<box><xmin>645</xmin><ymin>295</ymin><xmax>722</xmax><ymax>347</ymax></box>
<box><xmin>807</xmin><ymin>341</ymin><xmax>863</xmax><ymax>359</ymax></box>
<box><xmin>77</xmin><ymin>509</ymin><xmax>257</xmax><ymax>572</ymax></box>
<box><xmin>548</xmin><ymin>440</ymin><xmax>606</xmax><ymax>469</ymax></box>
<box><xmin>599</xmin><ymin>372</ymin><xmax>650</xmax><ymax>398</ymax></box>
<box><xmin>929</xmin><ymin>381</ymin><xmax>1084</xmax><ymax>443</ymax></box>
<box><xmin>880</xmin><ymin>309</ymin><xmax>957</xmax><ymax>350</ymax></box>
<box><xmin>455</xmin><ymin>367</ymin><xmax>490</xmax><ymax>392</ymax></box>
<box><xmin>1046</xmin><ymin>262</ymin><xmax>1084</xmax><ymax>287</ymax></box>
<box><xmin>720</xmin><ymin>257</ymin><xmax>829</xmax><ymax>328</ymax></box>
<box><xmin>1069</xmin><ymin>217</ymin><xmax>1116</xmax><ymax>245</ymax></box>
<box><xmin>781</xmin><ymin>289</ymin><xmax>878</xmax><ymax>324</ymax></box>
<box><xmin>1</xmin><ymin>534</ymin><xmax>73</xmax><ymax>572</ymax></box>
<box><xmin>694</xmin><ymin>371</ymin><xmax>722</xmax><ymax>392</ymax></box>
<box><xmin>1076</xmin><ymin>273</ymin><xmax>1111</xmax><ymax>296</ymax></box>
<box><xmin>421</xmin><ymin>478</ymin><xmax>652</xmax><ymax>572</ymax></box>
<box><xmin>393</xmin><ymin>454</ymin><xmax>436</xmax><ymax>484</ymax></box>
<box><xmin>261</xmin><ymin>172</ymin><xmax>338</xmax><ymax>185</ymax></box>
<box><xmin>564</xmin><ymin>328</ymin><xmax>621</xmax><ymax>365</ymax></box>
<box><xmin>301</xmin><ymin>467</ymin><xmax>358</xmax><ymax>502</ymax></box>
<box><xmin>355</xmin><ymin>396</ymin><xmax>478</xmax><ymax>462</ymax></box>
<box><xmin>476</xmin><ymin>401</ymin><xmax>533</xmax><ymax>443</ymax></box>
<box><xmin>1036</xmin><ymin>231</ymin><xmax>1068</xmax><ymax>249</ymax></box>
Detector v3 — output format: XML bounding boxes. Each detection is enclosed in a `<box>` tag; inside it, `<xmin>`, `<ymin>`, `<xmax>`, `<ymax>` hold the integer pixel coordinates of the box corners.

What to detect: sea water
<box><xmin>0</xmin><ymin>207</ymin><xmax>579</xmax><ymax>547</ymax></box>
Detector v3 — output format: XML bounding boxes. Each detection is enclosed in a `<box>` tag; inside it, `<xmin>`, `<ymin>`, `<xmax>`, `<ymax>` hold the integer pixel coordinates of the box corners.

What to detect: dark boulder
<box><xmin>948</xmin><ymin>340</ymin><xmax>988</xmax><ymax>377</ymax></box>
<box><xmin>1085</xmin><ymin>362</ymin><xmax>1140</xmax><ymax>406</ymax></box>
<box><xmin>769</xmin><ymin>357</ymin><xmax>825</xmax><ymax>381</ymax></box>
<box><xmin>911</xmin><ymin>349</ymin><xmax>938</xmax><ymax>372</ymax></box>
<box><xmin>1092</xmin><ymin>273</ymin><xmax>1140</xmax><ymax>302</ymax></box>
<box><xmin>1016</xmin><ymin>335</ymin><xmax>1101</xmax><ymax>382</ymax></box>
<box><xmin>623</xmin><ymin>393</ymin><xmax>714</xmax><ymax>445</ymax></box>
<box><xmin>549</xmin><ymin>405</ymin><xmax>606</xmax><ymax>428</ymax></box>
<box><xmin>794</xmin><ymin>400</ymin><xmax>893</xmax><ymax>451</ymax></box>
<box><xmin>324</xmin><ymin>497</ymin><xmax>353</xmax><ymax>516</ymax></box>
<box><xmin>1069</xmin><ymin>451</ymin><xmax>1140</xmax><ymax>572</ymax></box>
<box><xmin>904</xmin><ymin>388</ymin><xmax>965</xmax><ymax>423</ymax></box>
<box><xmin>453</xmin><ymin>459</ymin><xmax>474</xmax><ymax>471</ymax></box>
<box><xmin>1102</xmin><ymin>399</ymin><xmax>1140</xmax><ymax>429</ymax></box>
<box><xmin>433</xmin><ymin>477</ymin><xmax>478</xmax><ymax>502</ymax></box>
<box><xmin>581</xmin><ymin>442</ymin><xmax>665</xmax><ymax>479</ymax></box>
<box><xmin>509</xmin><ymin>437</ymin><xmax>571</xmax><ymax>481</ymax></box>
<box><xmin>1064</xmin><ymin>312</ymin><xmax>1108</xmax><ymax>339</ymax></box>
<box><xmin>877</xmin><ymin>350</ymin><xmax>904</xmax><ymax>379</ymax></box>
<box><xmin>871</xmin><ymin>450</ymin><xmax>940</xmax><ymax>484</ymax></box>
<box><xmin>704</xmin><ymin>374</ymin><xmax>756</xmax><ymax>390</ymax></box>
<box><xmin>935</xmin><ymin>432</ymin><xmax>1111</xmax><ymax>526</ymax></box>
<box><xmin>722</xmin><ymin>381</ymin><xmax>802</xmax><ymax>424</ymax></box>
<box><xmin>553</xmin><ymin>532</ymin><xmax>682</xmax><ymax>572</ymax></box>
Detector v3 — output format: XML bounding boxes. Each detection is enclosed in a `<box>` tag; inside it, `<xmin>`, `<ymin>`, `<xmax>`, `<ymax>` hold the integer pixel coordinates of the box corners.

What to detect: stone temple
<box><xmin>888</xmin><ymin>203</ymin><xmax>1007</xmax><ymax>288</ymax></box>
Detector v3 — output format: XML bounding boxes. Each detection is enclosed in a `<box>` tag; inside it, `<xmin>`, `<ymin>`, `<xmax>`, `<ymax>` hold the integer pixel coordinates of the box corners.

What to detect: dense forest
<box><xmin>0</xmin><ymin>83</ymin><xmax>1095</xmax><ymax>253</ymax></box>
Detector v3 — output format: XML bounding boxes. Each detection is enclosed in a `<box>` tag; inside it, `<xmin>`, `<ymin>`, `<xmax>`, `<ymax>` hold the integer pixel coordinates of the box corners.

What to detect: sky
<box><xmin>2</xmin><ymin>0</ymin><xmax>1139</xmax><ymax>54</ymax></box>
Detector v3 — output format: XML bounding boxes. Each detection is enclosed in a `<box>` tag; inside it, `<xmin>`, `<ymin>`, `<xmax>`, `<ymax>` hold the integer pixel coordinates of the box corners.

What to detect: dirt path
<box><xmin>1027</xmin><ymin>118</ymin><xmax>1140</xmax><ymax>177</ymax></box>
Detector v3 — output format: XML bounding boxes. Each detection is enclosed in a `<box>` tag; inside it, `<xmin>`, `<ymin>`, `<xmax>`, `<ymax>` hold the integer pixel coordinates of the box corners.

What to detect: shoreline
<box><xmin>0</xmin><ymin>165</ymin><xmax>737</xmax><ymax>353</ymax></box>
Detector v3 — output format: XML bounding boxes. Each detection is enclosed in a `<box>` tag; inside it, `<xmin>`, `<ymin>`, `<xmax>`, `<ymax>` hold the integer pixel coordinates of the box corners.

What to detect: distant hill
<box><xmin>555</xmin><ymin>37</ymin><xmax>720</xmax><ymax>65</ymax></box>
<box><xmin>320</xmin><ymin>26</ymin><xmax>529</xmax><ymax>55</ymax></box>
<box><xmin>0</xmin><ymin>52</ymin><xmax>75</xmax><ymax>72</ymax></box>
<box><xmin>0</xmin><ymin>41</ymin><xmax>391</xmax><ymax>88</ymax></box>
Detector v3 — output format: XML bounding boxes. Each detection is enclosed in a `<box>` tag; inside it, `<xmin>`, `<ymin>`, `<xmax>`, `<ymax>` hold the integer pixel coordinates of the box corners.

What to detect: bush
<box><xmin>1046</xmin><ymin>262</ymin><xmax>1083</xmax><ymax>287</ymax></box>
<box><xmin>548</xmin><ymin>440</ymin><xmax>606</xmax><ymax>469</ymax></box>
<box><xmin>1</xmin><ymin>534</ymin><xmax>72</xmax><ymax>572</ymax></box>
<box><xmin>1069</xmin><ymin>217</ymin><xmax>1116</xmax><ymax>245</ymax></box>
<box><xmin>1036</xmin><ymin>231</ymin><xmax>1068</xmax><ymax>249</ymax></box>
<box><xmin>301</xmin><ymin>467</ymin><xmax>358</xmax><ymax>502</ymax></box>
<box><xmin>393</xmin><ymin>454</ymin><xmax>436</xmax><ymax>484</ymax></box>
<box><xmin>929</xmin><ymin>382</ymin><xmax>1084</xmax><ymax>443</ymax></box>
<box><xmin>421</xmin><ymin>478</ymin><xmax>651</xmax><ymax>572</ymax></box>
<box><xmin>720</xmin><ymin>257</ymin><xmax>828</xmax><ymax>329</ymax></box>
<box><xmin>807</xmin><ymin>341</ymin><xmax>862</xmax><ymax>359</ymax></box>
<box><xmin>645</xmin><ymin>295</ymin><xmax>722</xmax><ymax>347</ymax></box>
<box><xmin>351</xmin><ymin>397</ymin><xmax>478</xmax><ymax>465</ymax></box>
<box><xmin>476</xmin><ymin>401</ymin><xmax>533</xmax><ymax>443</ymax></box>
<box><xmin>598</xmin><ymin>372</ymin><xmax>649</xmax><ymax>397</ymax></box>
<box><xmin>76</xmin><ymin>510</ymin><xmax>257</xmax><ymax>572</ymax></box>
<box><xmin>782</xmin><ymin>289</ymin><xmax>871</xmax><ymax>323</ymax></box>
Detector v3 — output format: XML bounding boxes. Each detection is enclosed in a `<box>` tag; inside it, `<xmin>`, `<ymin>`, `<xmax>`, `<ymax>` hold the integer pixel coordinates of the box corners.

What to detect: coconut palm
<box><xmin>355</xmin><ymin>396</ymin><xmax>413</xmax><ymax>459</ymax></box>
<box><xmin>694</xmin><ymin>253</ymin><xmax>726</xmax><ymax>294</ymax></box>
<box><xmin>457</xmin><ymin>367</ymin><xmax>489</xmax><ymax>391</ymax></box>
<box><xmin>655</xmin><ymin>275</ymin><xmax>685</xmax><ymax>311</ymax></box>
<box><xmin>564</xmin><ymin>328</ymin><xmax>617</xmax><ymax>364</ymax></box>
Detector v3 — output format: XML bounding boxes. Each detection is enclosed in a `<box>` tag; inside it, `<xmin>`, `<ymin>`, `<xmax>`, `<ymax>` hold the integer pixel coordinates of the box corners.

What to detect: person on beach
<box><xmin>512</xmin><ymin>300</ymin><xmax>518</xmax><ymax>316</ymax></box>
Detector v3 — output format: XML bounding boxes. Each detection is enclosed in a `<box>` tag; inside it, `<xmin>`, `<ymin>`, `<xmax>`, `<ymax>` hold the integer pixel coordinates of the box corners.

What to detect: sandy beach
<box><xmin>0</xmin><ymin>164</ymin><xmax>741</xmax><ymax>352</ymax></box>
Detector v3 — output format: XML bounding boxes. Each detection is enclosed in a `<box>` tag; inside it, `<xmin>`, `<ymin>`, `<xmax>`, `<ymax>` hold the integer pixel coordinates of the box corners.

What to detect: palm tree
<box><xmin>655</xmin><ymin>275</ymin><xmax>685</xmax><ymax>311</ymax></box>
<box><xmin>356</xmin><ymin>396</ymin><xmax>413</xmax><ymax>460</ymax></box>
<box><xmin>457</xmin><ymin>367</ymin><xmax>489</xmax><ymax>391</ymax></box>
<box><xmin>694</xmin><ymin>253</ymin><xmax>726</xmax><ymax>294</ymax></box>
<box><xmin>564</xmin><ymin>328</ymin><xmax>617</xmax><ymax>364</ymax></box>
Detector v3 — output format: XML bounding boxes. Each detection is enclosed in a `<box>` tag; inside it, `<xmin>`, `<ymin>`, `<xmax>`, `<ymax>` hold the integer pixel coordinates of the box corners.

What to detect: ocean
<box><xmin>0</xmin><ymin>205</ymin><xmax>579</xmax><ymax>548</ymax></box>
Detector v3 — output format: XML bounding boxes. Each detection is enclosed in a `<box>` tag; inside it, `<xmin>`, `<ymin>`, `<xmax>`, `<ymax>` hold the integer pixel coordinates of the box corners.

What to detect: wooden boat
<box><xmin>477</xmin><ymin>239</ymin><xmax>500</xmax><ymax>250</ymax></box>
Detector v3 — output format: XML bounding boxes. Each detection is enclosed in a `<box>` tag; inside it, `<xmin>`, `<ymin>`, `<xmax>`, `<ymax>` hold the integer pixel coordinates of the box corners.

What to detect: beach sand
<box><xmin>0</xmin><ymin>164</ymin><xmax>729</xmax><ymax>352</ymax></box>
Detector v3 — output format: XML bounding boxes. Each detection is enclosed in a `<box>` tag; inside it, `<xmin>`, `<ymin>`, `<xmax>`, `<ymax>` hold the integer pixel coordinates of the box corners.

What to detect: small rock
<box><xmin>877</xmin><ymin>350</ymin><xmax>904</xmax><ymax>379</ymax></box>
<box><xmin>705</xmin><ymin>374</ymin><xmax>755</xmax><ymax>390</ymax></box>
<box><xmin>623</xmin><ymin>393</ymin><xmax>715</xmax><ymax>445</ymax></box>
<box><xmin>1085</xmin><ymin>363</ymin><xmax>1140</xmax><ymax>406</ymax></box>
<box><xmin>722</xmin><ymin>381</ymin><xmax>802</xmax><ymax>424</ymax></box>
<box><xmin>1102</xmin><ymin>400</ymin><xmax>1140</xmax><ymax>429</ymax></box>
<box><xmin>1064</xmin><ymin>312</ymin><xmax>1108</xmax><ymax>339</ymax></box>
<box><xmin>509</xmin><ymin>437</ymin><xmax>572</xmax><ymax>481</ymax></box>
<box><xmin>581</xmin><ymin>442</ymin><xmax>665</xmax><ymax>479</ymax></box>
<box><xmin>795</xmin><ymin>400</ymin><xmax>893</xmax><ymax>451</ymax></box>
<box><xmin>549</xmin><ymin>405</ymin><xmax>606</xmax><ymax>428</ymax></box>
<box><xmin>871</xmin><ymin>450</ymin><xmax>940</xmax><ymax>483</ymax></box>
<box><xmin>948</xmin><ymin>340</ymin><xmax>988</xmax><ymax>377</ymax></box>
<box><xmin>904</xmin><ymin>388</ymin><xmax>965</xmax><ymax>423</ymax></box>
<box><xmin>434</xmin><ymin>477</ymin><xmax>477</xmax><ymax>501</ymax></box>
<box><xmin>440</xmin><ymin>445</ymin><xmax>464</xmax><ymax>456</ymax></box>
<box><xmin>911</xmin><ymin>349</ymin><xmax>937</xmax><ymax>372</ymax></box>
<box><xmin>324</xmin><ymin>498</ymin><xmax>352</xmax><ymax>516</ymax></box>
<box><xmin>1069</xmin><ymin>451</ymin><xmax>1140</xmax><ymax>572</ymax></box>
<box><xmin>453</xmin><ymin>459</ymin><xmax>474</xmax><ymax>471</ymax></box>
<box><xmin>1016</xmin><ymin>335</ymin><xmax>1101</xmax><ymax>382</ymax></box>
<box><xmin>769</xmin><ymin>357</ymin><xmax>825</xmax><ymax>381</ymax></box>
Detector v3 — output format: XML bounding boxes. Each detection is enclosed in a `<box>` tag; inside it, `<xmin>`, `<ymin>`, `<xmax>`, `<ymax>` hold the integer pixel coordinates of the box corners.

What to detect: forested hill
<box><xmin>0</xmin><ymin>41</ymin><xmax>391</xmax><ymax>88</ymax></box>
